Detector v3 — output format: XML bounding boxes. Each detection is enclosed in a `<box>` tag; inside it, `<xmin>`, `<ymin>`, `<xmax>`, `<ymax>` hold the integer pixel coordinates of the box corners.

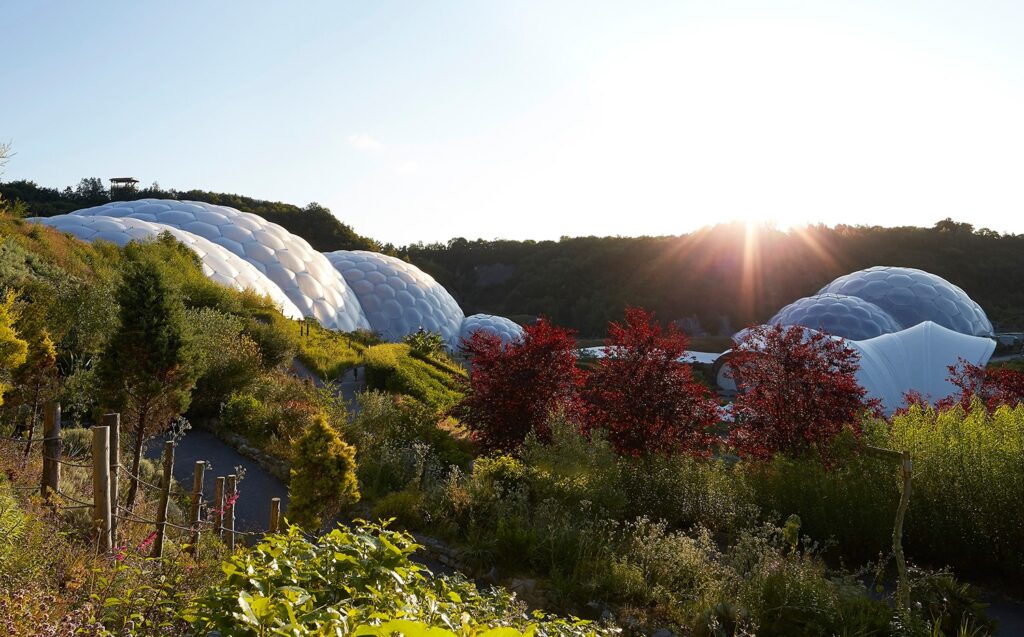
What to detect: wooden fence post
<box><xmin>188</xmin><ymin>461</ymin><xmax>205</xmax><ymax>555</ymax></box>
<box><xmin>91</xmin><ymin>426</ymin><xmax>112</xmax><ymax>553</ymax></box>
<box><xmin>213</xmin><ymin>476</ymin><xmax>225</xmax><ymax>540</ymax></box>
<box><xmin>104</xmin><ymin>413</ymin><xmax>120</xmax><ymax>541</ymax></box>
<box><xmin>894</xmin><ymin>451</ymin><xmax>913</xmax><ymax>611</ymax></box>
<box><xmin>269</xmin><ymin>497</ymin><xmax>281</xmax><ymax>533</ymax></box>
<box><xmin>41</xmin><ymin>402</ymin><xmax>61</xmax><ymax>501</ymax></box>
<box><xmin>152</xmin><ymin>441</ymin><xmax>175</xmax><ymax>559</ymax></box>
<box><xmin>224</xmin><ymin>474</ymin><xmax>237</xmax><ymax>550</ymax></box>
<box><xmin>866</xmin><ymin>445</ymin><xmax>913</xmax><ymax>612</ymax></box>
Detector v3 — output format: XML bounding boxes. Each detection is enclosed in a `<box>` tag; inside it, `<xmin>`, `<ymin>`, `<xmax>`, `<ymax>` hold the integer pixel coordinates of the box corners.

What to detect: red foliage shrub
<box><xmin>583</xmin><ymin>307</ymin><xmax>720</xmax><ymax>456</ymax></box>
<box><xmin>943</xmin><ymin>359</ymin><xmax>1024</xmax><ymax>411</ymax></box>
<box><xmin>454</xmin><ymin>318</ymin><xmax>585</xmax><ymax>452</ymax></box>
<box><xmin>728</xmin><ymin>324</ymin><xmax>873</xmax><ymax>459</ymax></box>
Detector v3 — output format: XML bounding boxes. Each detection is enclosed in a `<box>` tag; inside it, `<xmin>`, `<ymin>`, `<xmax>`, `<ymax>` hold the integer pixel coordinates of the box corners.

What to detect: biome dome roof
<box><xmin>324</xmin><ymin>250</ymin><xmax>464</xmax><ymax>347</ymax></box>
<box><xmin>818</xmin><ymin>266</ymin><xmax>993</xmax><ymax>337</ymax></box>
<box><xmin>849</xmin><ymin>322</ymin><xmax>994</xmax><ymax>414</ymax></box>
<box><xmin>768</xmin><ymin>293</ymin><xmax>902</xmax><ymax>341</ymax></box>
<box><xmin>459</xmin><ymin>314</ymin><xmax>524</xmax><ymax>348</ymax></box>
<box><xmin>30</xmin><ymin>214</ymin><xmax>303</xmax><ymax>319</ymax></box>
<box><xmin>70</xmin><ymin>199</ymin><xmax>368</xmax><ymax>331</ymax></box>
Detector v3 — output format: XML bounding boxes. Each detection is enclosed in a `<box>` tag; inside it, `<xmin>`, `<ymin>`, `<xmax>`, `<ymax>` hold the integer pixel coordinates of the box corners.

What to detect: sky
<box><xmin>2</xmin><ymin>1</ymin><xmax>1024</xmax><ymax>245</ymax></box>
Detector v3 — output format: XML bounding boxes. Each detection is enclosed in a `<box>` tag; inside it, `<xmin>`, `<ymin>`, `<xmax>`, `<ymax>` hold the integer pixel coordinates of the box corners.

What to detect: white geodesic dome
<box><xmin>817</xmin><ymin>266</ymin><xmax>993</xmax><ymax>337</ymax></box>
<box><xmin>70</xmin><ymin>199</ymin><xmax>369</xmax><ymax>331</ymax></box>
<box><xmin>324</xmin><ymin>250</ymin><xmax>465</xmax><ymax>347</ymax></box>
<box><xmin>768</xmin><ymin>293</ymin><xmax>902</xmax><ymax>341</ymax></box>
<box><xmin>29</xmin><ymin>214</ymin><xmax>303</xmax><ymax>319</ymax></box>
<box><xmin>459</xmin><ymin>314</ymin><xmax>524</xmax><ymax>348</ymax></box>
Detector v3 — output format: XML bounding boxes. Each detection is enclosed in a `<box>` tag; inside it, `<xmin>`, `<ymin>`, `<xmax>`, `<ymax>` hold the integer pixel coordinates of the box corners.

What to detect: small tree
<box><xmin>455</xmin><ymin>318</ymin><xmax>585</xmax><ymax>452</ymax></box>
<box><xmin>584</xmin><ymin>308</ymin><xmax>720</xmax><ymax>455</ymax></box>
<box><xmin>97</xmin><ymin>257</ymin><xmax>197</xmax><ymax>509</ymax></box>
<box><xmin>289</xmin><ymin>415</ymin><xmax>360</xmax><ymax>530</ymax></box>
<box><xmin>728</xmin><ymin>324</ymin><xmax>871</xmax><ymax>459</ymax></box>
<box><xmin>0</xmin><ymin>290</ymin><xmax>28</xmax><ymax>407</ymax></box>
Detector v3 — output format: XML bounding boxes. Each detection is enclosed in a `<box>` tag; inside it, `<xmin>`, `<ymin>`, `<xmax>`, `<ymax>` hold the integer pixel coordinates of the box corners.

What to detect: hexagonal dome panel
<box><xmin>818</xmin><ymin>266</ymin><xmax>992</xmax><ymax>336</ymax></box>
<box><xmin>768</xmin><ymin>293</ymin><xmax>902</xmax><ymax>341</ymax></box>
<box><xmin>70</xmin><ymin>199</ymin><xmax>369</xmax><ymax>331</ymax></box>
<box><xmin>324</xmin><ymin>250</ymin><xmax>465</xmax><ymax>348</ymax></box>
<box><xmin>459</xmin><ymin>314</ymin><xmax>524</xmax><ymax>348</ymax></box>
<box><xmin>29</xmin><ymin>214</ymin><xmax>303</xmax><ymax>319</ymax></box>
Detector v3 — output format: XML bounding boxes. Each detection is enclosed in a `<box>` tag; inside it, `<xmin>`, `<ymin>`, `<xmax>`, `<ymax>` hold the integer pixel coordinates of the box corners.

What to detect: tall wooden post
<box><xmin>152</xmin><ymin>441</ymin><xmax>175</xmax><ymax>559</ymax></box>
<box><xmin>224</xmin><ymin>474</ymin><xmax>237</xmax><ymax>550</ymax></box>
<box><xmin>91</xmin><ymin>426</ymin><xmax>112</xmax><ymax>553</ymax></box>
<box><xmin>188</xmin><ymin>461</ymin><xmax>205</xmax><ymax>555</ymax></box>
<box><xmin>104</xmin><ymin>413</ymin><xmax>120</xmax><ymax>541</ymax></box>
<box><xmin>41</xmin><ymin>402</ymin><xmax>61</xmax><ymax>501</ymax></box>
<box><xmin>269</xmin><ymin>497</ymin><xmax>281</xmax><ymax>533</ymax></box>
<box><xmin>893</xmin><ymin>451</ymin><xmax>913</xmax><ymax>611</ymax></box>
<box><xmin>213</xmin><ymin>476</ymin><xmax>225</xmax><ymax>540</ymax></box>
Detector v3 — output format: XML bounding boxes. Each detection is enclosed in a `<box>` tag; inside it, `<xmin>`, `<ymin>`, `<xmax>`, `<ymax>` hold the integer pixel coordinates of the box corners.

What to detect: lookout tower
<box><xmin>109</xmin><ymin>177</ymin><xmax>139</xmax><ymax>200</ymax></box>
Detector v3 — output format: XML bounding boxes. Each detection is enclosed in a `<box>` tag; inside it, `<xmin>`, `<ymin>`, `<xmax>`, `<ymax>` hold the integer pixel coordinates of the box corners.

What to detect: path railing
<box><xmin>0</xmin><ymin>402</ymin><xmax>285</xmax><ymax>559</ymax></box>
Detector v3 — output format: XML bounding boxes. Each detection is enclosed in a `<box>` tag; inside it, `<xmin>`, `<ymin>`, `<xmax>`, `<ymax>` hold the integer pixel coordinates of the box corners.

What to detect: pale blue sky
<box><xmin>3</xmin><ymin>1</ymin><xmax>1024</xmax><ymax>244</ymax></box>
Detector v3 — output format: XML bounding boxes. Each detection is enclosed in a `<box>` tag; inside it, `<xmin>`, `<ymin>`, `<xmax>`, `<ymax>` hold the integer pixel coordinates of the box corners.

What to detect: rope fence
<box><xmin>9</xmin><ymin>403</ymin><xmax>287</xmax><ymax>559</ymax></box>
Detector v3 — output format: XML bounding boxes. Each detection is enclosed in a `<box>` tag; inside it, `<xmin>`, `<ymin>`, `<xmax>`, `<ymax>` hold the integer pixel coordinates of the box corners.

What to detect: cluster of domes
<box><xmin>766</xmin><ymin>266</ymin><xmax>993</xmax><ymax>340</ymax></box>
<box><xmin>727</xmin><ymin>266</ymin><xmax>996</xmax><ymax>414</ymax></box>
<box><xmin>29</xmin><ymin>199</ymin><xmax>524</xmax><ymax>349</ymax></box>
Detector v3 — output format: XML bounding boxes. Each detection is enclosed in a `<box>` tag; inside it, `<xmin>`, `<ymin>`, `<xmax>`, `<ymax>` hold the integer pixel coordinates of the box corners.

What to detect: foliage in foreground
<box><xmin>186</xmin><ymin>520</ymin><xmax>612</xmax><ymax>637</ymax></box>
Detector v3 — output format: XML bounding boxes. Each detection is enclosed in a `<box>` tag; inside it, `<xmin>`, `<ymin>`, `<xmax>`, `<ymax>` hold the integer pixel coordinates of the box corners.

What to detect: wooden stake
<box><xmin>91</xmin><ymin>426</ymin><xmax>112</xmax><ymax>553</ymax></box>
<box><xmin>213</xmin><ymin>476</ymin><xmax>225</xmax><ymax>540</ymax></box>
<box><xmin>269</xmin><ymin>497</ymin><xmax>281</xmax><ymax>533</ymax></box>
<box><xmin>188</xmin><ymin>461</ymin><xmax>205</xmax><ymax>555</ymax></box>
<box><xmin>152</xmin><ymin>441</ymin><xmax>175</xmax><ymax>559</ymax></box>
<box><xmin>894</xmin><ymin>452</ymin><xmax>912</xmax><ymax>611</ymax></box>
<box><xmin>224</xmin><ymin>474</ymin><xmax>237</xmax><ymax>550</ymax></box>
<box><xmin>41</xmin><ymin>402</ymin><xmax>61</xmax><ymax>501</ymax></box>
<box><xmin>104</xmin><ymin>413</ymin><xmax>120</xmax><ymax>541</ymax></box>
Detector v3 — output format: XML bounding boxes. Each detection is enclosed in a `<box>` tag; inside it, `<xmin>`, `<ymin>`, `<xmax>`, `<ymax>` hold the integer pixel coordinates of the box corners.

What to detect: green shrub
<box><xmin>60</xmin><ymin>427</ymin><xmax>93</xmax><ymax>458</ymax></box>
<box><xmin>288</xmin><ymin>415</ymin><xmax>360</xmax><ymax>530</ymax></box>
<box><xmin>362</xmin><ymin>343</ymin><xmax>464</xmax><ymax>412</ymax></box>
<box><xmin>184</xmin><ymin>520</ymin><xmax>613</xmax><ymax>636</ymax></box>
<box><xmin>740</xmin><ymin>429</ymin><xmax>895</xmax><ymax>565</ymax></box>
<box><xmin>885</xmin><ymin>403</ymin><xmax>1024</xmax><ymax>579</ymax></box>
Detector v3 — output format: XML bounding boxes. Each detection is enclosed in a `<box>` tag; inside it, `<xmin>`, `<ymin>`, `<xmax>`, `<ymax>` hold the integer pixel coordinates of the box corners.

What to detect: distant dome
<box><xmin>768</xmin><ymin>293</ymin><xmax>902</xmax><ymax>341</ymax></box>
<box><xmin>818</xmin><ymin>266</ymin><xmax>992</xmax><ymax>337</ymax></box>
<box><xmin>459</xmin><ymin>314</ymin><xmax>524</xmax><ymax>348</ymax></box>
<box><xmin>324</xmin><ymin>250</ymin><xmax>464</xmax><ymax>348</ymax></box>
<box><xmin>29</xmin><ymin>214</ymin><xmax>303</xmax><ymax>319</ymax></box>
<box><xmin>71</xmin><ymin>199</ymin><xmax>368</xmax><ymax>330</ymax></box>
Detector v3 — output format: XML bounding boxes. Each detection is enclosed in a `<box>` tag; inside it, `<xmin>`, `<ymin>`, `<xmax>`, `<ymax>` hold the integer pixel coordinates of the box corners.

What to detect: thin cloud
<box><xmin>347</xmin><ymin>133</ymin><xmax>385</xmax><ymax>152</ymax></box>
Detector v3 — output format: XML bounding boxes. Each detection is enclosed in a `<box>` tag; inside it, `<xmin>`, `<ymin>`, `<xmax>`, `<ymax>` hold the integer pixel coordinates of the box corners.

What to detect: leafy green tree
<box><xmin>97</xmin><ymin>257</ymin><xmax>197</xmax><ymax>509</ymax></box>
<box><xmin>288</xmin><ymin>415</ymin><xmax>359</xmax><ymax>530</ymax></box>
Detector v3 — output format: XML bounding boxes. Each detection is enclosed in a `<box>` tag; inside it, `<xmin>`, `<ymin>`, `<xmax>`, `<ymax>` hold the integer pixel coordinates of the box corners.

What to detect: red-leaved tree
<box><xmin>583</xmin><ymin>307</ymin><xmax>720</xmax><ymax>456</ymax></box>
<box><xmin>454</xmin><ymin>318</ymin><xmax>585</xmax><ymax>452</ymax></box>
<box><xmin>728</xmin><ymin>324</ymin><xmax>873</xmax><ymax>459</ymax></box>
<box><xmin>942</xmin><ymin>359</ymin><xmax>1024</xmax><ymax>411</ymax></box>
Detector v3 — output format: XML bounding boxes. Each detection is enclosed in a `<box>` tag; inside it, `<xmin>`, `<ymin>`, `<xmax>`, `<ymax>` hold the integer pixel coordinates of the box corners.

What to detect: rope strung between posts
<box><xmin>43</xmin><ymin>455</ymin><xmax>93</xmax><ymax>469</ymax></box>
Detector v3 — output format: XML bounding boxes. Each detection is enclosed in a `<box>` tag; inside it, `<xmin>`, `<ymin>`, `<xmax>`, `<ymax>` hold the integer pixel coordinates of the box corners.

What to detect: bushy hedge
<box><xmin>362</xmin><ymin>343</ymin><xmax>464</xmax><ymax>412</ymax></box>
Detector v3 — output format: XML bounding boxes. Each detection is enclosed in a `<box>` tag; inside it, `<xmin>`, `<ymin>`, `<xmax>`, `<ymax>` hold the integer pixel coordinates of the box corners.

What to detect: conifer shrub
<box><xmin>288</xmin><ymin>415</ymin><xmax>360</xmax><ymax>530</ymax></box>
